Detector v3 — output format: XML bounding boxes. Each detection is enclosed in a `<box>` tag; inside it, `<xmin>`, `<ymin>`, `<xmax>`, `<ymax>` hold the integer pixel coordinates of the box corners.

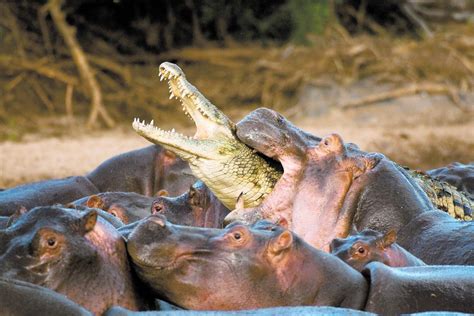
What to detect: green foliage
<box><xmin>288</xmin><ymin>0</ymin><xmax>331</xmax><ymax>44</ymax></box>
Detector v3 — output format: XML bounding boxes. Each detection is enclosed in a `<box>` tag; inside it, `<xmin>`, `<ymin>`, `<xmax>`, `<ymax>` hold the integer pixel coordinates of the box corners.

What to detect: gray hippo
<box><xmin>0</xmin><ymin>206</ymin><xmax>152</xmax><ymax>315</ymax></box>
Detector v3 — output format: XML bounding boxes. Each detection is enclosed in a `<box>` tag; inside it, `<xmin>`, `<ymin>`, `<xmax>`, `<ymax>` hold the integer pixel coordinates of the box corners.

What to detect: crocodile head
<box><xmin>132</xmin><ymin>62</ymin><xmax>238</xmax><ymax>161</ymax></box>
<box><xmin>132</xmin><ymin>63</ymin><xmax>281</xmax><ymax>209</ymax></box>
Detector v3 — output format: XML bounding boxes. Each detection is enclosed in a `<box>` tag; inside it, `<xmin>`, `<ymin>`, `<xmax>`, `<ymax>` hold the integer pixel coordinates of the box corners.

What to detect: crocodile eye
<box><xmin>47</xmin><ymin>237</ymin><xmax>57</xmax><ymax>248</ymax></box>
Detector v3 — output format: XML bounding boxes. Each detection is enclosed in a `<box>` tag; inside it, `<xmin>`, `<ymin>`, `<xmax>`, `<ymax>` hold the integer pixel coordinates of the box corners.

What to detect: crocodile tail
<box><xmin>408</xmin><ymin>169</ymin><xmax>473</xmax><ymax>221</ymax></box>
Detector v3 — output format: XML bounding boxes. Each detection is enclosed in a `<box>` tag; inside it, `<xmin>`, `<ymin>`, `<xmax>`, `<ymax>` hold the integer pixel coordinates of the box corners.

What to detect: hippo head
<box><xmin>127</xmin><ymin>214</ymin><xmax>306</xmax><ymax>310</ymax></box>
<box><xmin>0</xmin><ymin>206</ymin><xmax>145</xmax><ymax>314</ymax></box>
<box><xmin>0</xmin><ymin>206</ymin><xmax>98</xmax><ymax>285</ymax></box>
<box><xmin>330</xmin><ymin>229</ymin><xmax>397</xmax><ymax>271</ymax></box>
<box><xmin>151</xmin><ymin>181</ymin><xmax>229</xmax><ymax>228</ymax></box>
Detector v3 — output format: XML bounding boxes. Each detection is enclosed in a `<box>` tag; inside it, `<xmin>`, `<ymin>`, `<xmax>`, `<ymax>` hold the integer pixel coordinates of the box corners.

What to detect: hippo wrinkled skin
<box><xmin>0</xmin><ymin>206</ymin><xmax>150</xmax><ymax>315</ymax></box>
<box><xmin>225</xmin><ymin>108</ymin><xmax>474</xmax><ymax>265</ymax></box>
<box><xmin>0</xmin><ymin>145</ymin><xmax>195</xmax><ymax>216</ymax></box>
<box><xmin>330</xmin><ymin>229</ymin><xmax>425</xmax><ymax>271</ymax></box>
<box><xmin>151</xmin><ymin>181</ymin><xmax>229</xmax><ymax>228</ymax></box>
<box><xmin>125</xmin><ymin>214</ymin><xmax>368</xmax><ymax>311</ymax></box>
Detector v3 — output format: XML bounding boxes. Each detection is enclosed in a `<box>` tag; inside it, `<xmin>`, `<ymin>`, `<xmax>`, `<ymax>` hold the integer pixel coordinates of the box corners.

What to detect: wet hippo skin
<box><xmin>397</xmin><ymin>211</ymin><xmax>474</xmax><ymax>265</ymax></box>
<box><xmin>363</xmin><ymin>262</ymin><xmax>474</xmax><ymax>314</ymax></box>
<box><xmin>151</xmin><ymin>181</ymin><xmax>229</xmax><ymax>228</ymax></box>
<box><xmin>125</xmin><ymin>215</ymin><xmax>368</xmax><ymax>311</ymax></box>
<box><xmin>86</xmin><ymin>145</ymin><xmax>195</xmax><ymax>197</ymax></box>
<box><xmin>0</xmin><ymin>176</ymin><xmax>99</xmax><ymax>216</ymax></box>
<box><xmin>330</xmin><ymin>229</ymin><xmax>425</xmax><ymax>271</ymax></box>
<box><xmin>0</xmin><ymin>145</ymin><xmax>195</xmax><ymax>217</ymax></box>
<box><xmin>0</xmin><ymin>277</ymin><xmax>92</xmax><ymax>316</ymax></box>
<box><xmin>0</xmin><ymin>206</ymin><xmax>151</xmax><ymax>315</ymax></box>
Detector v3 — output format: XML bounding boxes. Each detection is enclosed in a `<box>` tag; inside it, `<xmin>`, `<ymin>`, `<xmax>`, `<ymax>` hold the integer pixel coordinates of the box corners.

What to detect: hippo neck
<box><xmin>291</xmin><ymin>163</ymin><xmax>354</xmax><ymax>251</ymax></box>
<box><xmin>276</xmin><ymin>241</ymin><xmax>368</xmax><ymax>308</ymax></box>
<box><xmin>352</xmin><ymin>159</ymin><xmax>433</xmax><ymax>234</ymax></box>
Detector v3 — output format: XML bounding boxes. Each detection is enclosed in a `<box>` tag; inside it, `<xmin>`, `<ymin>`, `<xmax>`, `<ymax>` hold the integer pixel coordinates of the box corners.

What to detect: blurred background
<box><xmin>0</xmin><ymin>0</ymin><xmax>473</xmax><ymax>187</ymax></box>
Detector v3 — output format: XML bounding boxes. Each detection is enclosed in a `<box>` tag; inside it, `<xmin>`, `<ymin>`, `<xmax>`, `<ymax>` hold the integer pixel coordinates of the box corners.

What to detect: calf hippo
<box><xmin>72</xmin><ymin>192</ymin><xmax>157</xmax><ymax>224</ymax></box>
<box><xmin>151</xmin><ymin>181</ymin><xmax>229</xmax><ymax>227</ymax></box>
<box><xmin>0</xmin><ymin>206</ymin><xmax>151</xmax><ymax>315</ymax></box>
<box><xmin>125</xmin><ymin>215</ymin><xmax>368</xmax><ymax>311</ymax></box>
<box><xmin>330</xmin><ymin>229</ymin><xmax>425</xmax><ymax>271</ymax></box>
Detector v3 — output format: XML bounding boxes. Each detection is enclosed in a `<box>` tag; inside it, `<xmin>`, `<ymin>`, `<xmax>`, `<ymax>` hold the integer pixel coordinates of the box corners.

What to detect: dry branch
<box><xmin>65</xmin><ymin>84</ymin><xmax>74</xmax><ymax>120</ymax></box>
<box><xmin>29</xmin><ymin>78</ymin><xmax>55</xmax><ymax>113</ymax></box>
<box><xmin>46</xmin><ymin>0</ymin><xmax>115</xmax><ymax>128</ymax></box>
<box><xmin>0</xmin><ymin>55</ymin><xmax>79</xmax><ymax>85</ymax></box>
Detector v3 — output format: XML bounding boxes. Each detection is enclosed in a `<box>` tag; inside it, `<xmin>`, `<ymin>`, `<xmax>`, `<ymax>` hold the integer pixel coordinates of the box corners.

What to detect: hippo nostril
<box><xmin>148</xmin><ymin>215</ymin><xmax>166</xmax><ymax>227</ymax></box>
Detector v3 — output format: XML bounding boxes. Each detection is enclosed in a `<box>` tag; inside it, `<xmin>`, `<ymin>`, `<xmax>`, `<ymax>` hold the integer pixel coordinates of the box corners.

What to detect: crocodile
<box><xmin>133</xmin><ymin>62</ymin><xmax>281</xmax><ymax>209</ymax></box>
<box><xmin>133</xmin><ymin>62</ymin><xmax>472</xmax><ymax>220</ymax></box>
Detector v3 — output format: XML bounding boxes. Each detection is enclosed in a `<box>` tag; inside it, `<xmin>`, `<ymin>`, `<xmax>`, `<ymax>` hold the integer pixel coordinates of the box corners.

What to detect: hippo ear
<box><xmin>156</xmin><ymin>189</ymin><xmax>169</xmax><ymax>197</ymax></box>
<box><xmin>79</xmin><ymin>210</ymin><xmax>98</xmax><ymax>232</ymax></box>
<box><xmin>235</xmin><ymin>192</ymin><xmax>245</xmax><ymax>210</ymax></box>
<box><xmin>271</xmin><ymin>230</ymin><xmax>293</xmax><ymax>255</ymax></box>
<box><xmin>381</xmin><ymin>229</ymin><xmax>397</xmax><ymax>247</ymax></box>
<box><xmin>87</xmin><ymin>195</ymin><xmax>105</xmax><ymax>209</ymax></box>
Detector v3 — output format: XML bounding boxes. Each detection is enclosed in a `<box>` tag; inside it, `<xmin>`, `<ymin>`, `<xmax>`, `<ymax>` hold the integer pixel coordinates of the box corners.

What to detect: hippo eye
<box><xmin>109</xmin><ymin>210</ymin><xmax>118</xmax><ymax>217</ymax></box>
<box><xmin>233</xmin><ymin>232</ymin><xmax>242</xmax><ymax>240</ymax></box>
<box><xmin>153</xmin><ymin>204</ymin><xmax>163</xmax><ymax>214</ymax></box>
<box><xmin>47</xmin><ymin>237</ymin><xmax>57</xmax><ymax>248</ymax></box>
<box><xmin>324</xmin><ymin>139</ymin><xmax>329</xmax><ymax>146</ymax></box>
<box><xmin>357</xmin><ymin>247</ymin><xmax>365</xmax><ymax>254</ymax></box>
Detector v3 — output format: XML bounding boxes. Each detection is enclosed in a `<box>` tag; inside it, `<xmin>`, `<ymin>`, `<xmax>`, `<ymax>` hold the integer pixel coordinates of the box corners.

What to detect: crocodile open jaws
<box><xmin>132</xmin><ymin>62</ymin><xmax>281</xmax><ymax>209</ymax></box>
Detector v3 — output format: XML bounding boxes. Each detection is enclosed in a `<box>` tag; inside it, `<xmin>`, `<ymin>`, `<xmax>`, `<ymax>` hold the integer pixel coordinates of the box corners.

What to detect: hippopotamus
<box><xmin>151</xmin><ymin>181</ymin><xmax>229</xmax><ymax>227</ymax></box>
<box><xmin>362</xmin><ymin>262</ymin><xmax>474</xmax><ymax>314</ymax></box>
<box><xmin>86</xmin><ymin>145</ymin><xmax>195</xmax><ymax>196</ymax></box>
<box><xmin>0</xmin><ymin>277</ymin><xmax>92</xmax><ymax>316</ymax></box>
<box><xmin>0</xmin><ymin>176</ymin><xmax>99</xmax><ymax>216</ymax></box>
<box><xmin>124</xmin><ymin>215</ymin><xmax>474</xmax><ymax>313</ymax></box>
<box><xmin>225</xmin><ymin>108</ymin><xmax>474</xmax><ymax>265</ymax></box>
<box><xmin>398</xmin><ymin>210</ymin><xmax>474</xmax><ymax>265</ymax></box>
<box><xmin>427</xmin><ymin>162</ymin><xmax>474</xmax><ymax>200</ymax></box>
<box><xmin>330</xmin><ymin>229</ymin><xmax>425</xmax><ymax>271</ymax></box>
<box><xmin>0</xmin><ymin>206</ymin><xmax>151</xmax><ymax>315</ymax></box>
<box><xmin>0</xmin><ymin>145</ymin><xmax>195</xmax><ymax>217</ymax></box>
<box><xmin>71</xmin><ymin>192</ymin><xmax>157</xmax><ymax>224</ymax></box>
<box><xmin>124</xmin><ymin>214</ymin><xmax>368</xmax><ymax>310</ymax></box>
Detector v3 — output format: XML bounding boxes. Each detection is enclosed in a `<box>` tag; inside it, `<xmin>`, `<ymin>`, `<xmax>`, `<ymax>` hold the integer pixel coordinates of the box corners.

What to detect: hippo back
<box><xmin>363</xmin><ymin>262</ymin><xmax>474</xmax><ymax>314</ymax></box>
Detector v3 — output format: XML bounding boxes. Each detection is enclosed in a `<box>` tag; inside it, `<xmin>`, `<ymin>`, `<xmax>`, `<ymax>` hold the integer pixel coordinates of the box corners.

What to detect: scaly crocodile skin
<box><xmin>134</xmin><ymin>62</ymin><xmax>472</xmax><ymax>220</ymax></box>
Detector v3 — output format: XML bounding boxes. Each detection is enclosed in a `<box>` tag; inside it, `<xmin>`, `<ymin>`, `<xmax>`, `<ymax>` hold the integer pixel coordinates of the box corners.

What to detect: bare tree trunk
<box><xmin>46</xmin><ymin>0</ymin><xmax>115</xmax><ymax>128</ymax></box>
<box><xmin>185</xmin><ymin>0</ymin><xmax>207</xmax><ymax>46</ymax></box>
<box><xmin>163</xmin><ymin>1</ymin><xmax>176</xmax><ymax>50</ymax></box>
